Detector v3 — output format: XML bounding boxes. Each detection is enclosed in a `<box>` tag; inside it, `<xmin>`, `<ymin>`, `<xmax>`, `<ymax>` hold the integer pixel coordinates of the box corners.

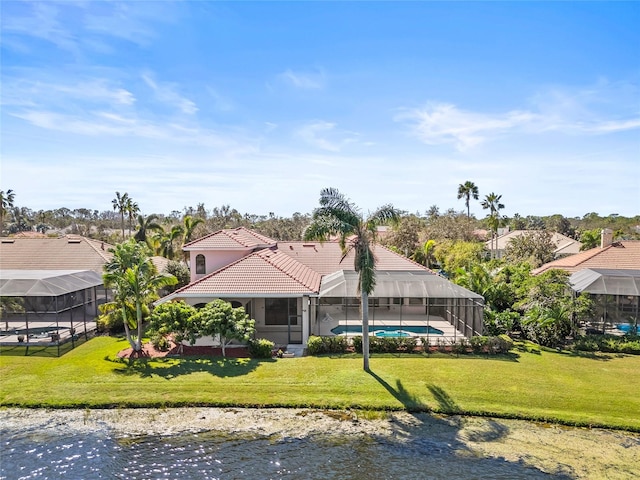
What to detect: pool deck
<box><xmin>316</xmin><ymin>316</ymin><xmax>468</xmax><ymax>345</ymax></box>
<box><xmin>0</xmin><ymin>320</ymin><xmax>97</xmax><ymax>346</ymax></box>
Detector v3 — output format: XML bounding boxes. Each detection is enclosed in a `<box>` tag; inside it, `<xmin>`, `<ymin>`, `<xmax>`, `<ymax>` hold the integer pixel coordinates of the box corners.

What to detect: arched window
<box><xmin>195</xmin><ymin>254</ymin><xmax>206</xmax><ymax>274</ymax></box>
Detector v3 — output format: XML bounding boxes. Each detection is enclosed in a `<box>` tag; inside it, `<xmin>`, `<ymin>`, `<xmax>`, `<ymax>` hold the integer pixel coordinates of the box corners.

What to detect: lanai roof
<box><xmin>532</xmin><ymin>241</ymin><xmax>640</xmax><ymax>275</ymax></box>
<box><xmin>0</xmin><ymin>270</ymin><xmax>103</xmax><ymax>297</ymax></box>
<box><xmin>319</xmin><ymin>270</ymin><xmax>484</xmax><ymax>300</ymax></box>
<box><xmin>571</xmin><ymin>268</ymin><xmax>640</xmax><ymax>296</ymax></box>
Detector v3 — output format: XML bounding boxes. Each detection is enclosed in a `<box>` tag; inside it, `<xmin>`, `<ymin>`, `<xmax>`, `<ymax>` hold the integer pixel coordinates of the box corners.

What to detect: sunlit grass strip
<box><xmin>1</xmin><ymin>336</ymin><xmax>639</xmax><ymax>432</ymax></box>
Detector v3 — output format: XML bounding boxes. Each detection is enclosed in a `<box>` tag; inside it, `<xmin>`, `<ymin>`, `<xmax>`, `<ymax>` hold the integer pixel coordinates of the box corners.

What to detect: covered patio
<box><xmin>571</xmin><ymin>268</ymin><xmax>640</xmax><ymax>335</ymax></box>
<box><xmin>313</xmin><ymin>270</ymin><xmax>484</xmax><ymax>344</ymax></box>
<box><xmin>0</xmin><ymin>270</ymin><xmax>107</xmax><ymax>355</ymax></box>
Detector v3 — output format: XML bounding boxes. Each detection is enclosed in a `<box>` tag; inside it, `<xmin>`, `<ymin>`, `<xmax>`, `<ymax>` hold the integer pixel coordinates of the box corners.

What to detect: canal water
<box><xmin>1</xmin><ymin>423</ymin><xmax>564</xmax><ymax>479</ymax></box>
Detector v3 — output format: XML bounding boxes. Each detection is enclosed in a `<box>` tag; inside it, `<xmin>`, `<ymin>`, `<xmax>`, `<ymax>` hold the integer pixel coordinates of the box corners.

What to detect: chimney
<box><xmin>601</xmin><ymin>228</ymin><xmax>613</xmax><ymax>248</ymax></box>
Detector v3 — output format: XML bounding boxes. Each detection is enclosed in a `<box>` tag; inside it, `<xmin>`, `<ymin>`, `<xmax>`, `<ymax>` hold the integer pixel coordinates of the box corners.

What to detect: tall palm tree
<box><xmin>133</xmin><ymin>214</ymin><xmax>164</xmax><ymax>245</ymax></box>
<box><xmin>125</xmin><ymin>198</ymin><xmax>139</xmax><ymax>238</ymax></box>
<box><xmin>112</xmin><ymin>191</ymin><xmax>130</xmax><ymax>241</ymax></box>
<box><xmin>481</xmin><ymin>192</ymin><xmax>505</xmax><ymax>259</ymax></box>
<box><xmin>0</xmin><ymin>189</ymin><xmax>15</xmax><ymax>235</ymax></box>
<box><xmin>457</xmin><ymin>181</ymin><xmax>479</xmax><ymax>219</ymax></box>
<box><xmin>304</xmin><ymin>187</ymin><xmax>400</xmax><ymax>371</ymax></box>
<box><xmin>102</xmin><ymin>240</ymin><xmax>177</xmax><ymax>351</ymax></box>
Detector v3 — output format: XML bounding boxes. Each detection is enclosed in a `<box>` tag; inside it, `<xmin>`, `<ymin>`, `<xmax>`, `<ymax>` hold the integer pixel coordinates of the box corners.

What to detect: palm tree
<box><xmin>112</xmin><ymin>191</ymin><xmax>130</xmax><ymax>241</ymax></box>
<box><xmin>158</xmin><ymin>225</ymin><xmax>184</xmax><ymax>260</ymax></box>
<box><xmin>102</xmin><ymin>240</ymin><xmax>177</xmax><ymax>351</ymax></box>
<box><xmin>0</xmin><ymin>189</ymin><xmax>15</xmax><ymax>235</ymax></box>
<box><xmin>304</xmin><ymin>187</ymin><xmax>400</xmax><ymax>371</ymax></box>
<box><xmin>181</xmin><ymin>215</ymin><xmax>205</xmax><ymax>263</ymax></box>
<box><xmin>481</xmin><ymin>192</ymin><xmax>505</xmax><ymax>259</ymax></box>
<box><xmin>133</xmin><ymin>214</ymin><xmax>164</xmax><ymax>245</ymax></box>
<box><xmin>125</xmin><ymin>198</ymin><xmax>139</xmax><ymax>238</ymax></box>
<box><xmin>457</xmin><ymin>181</ymin><xmax>479</xmax><ymax>219</ymax></box>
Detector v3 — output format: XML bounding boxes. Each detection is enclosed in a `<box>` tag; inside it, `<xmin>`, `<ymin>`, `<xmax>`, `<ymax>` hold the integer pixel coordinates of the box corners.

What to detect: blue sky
<box><xmin>1</xmin><ymin>1</ymin><xmax>639</xmax><ymax>219</ymax></box>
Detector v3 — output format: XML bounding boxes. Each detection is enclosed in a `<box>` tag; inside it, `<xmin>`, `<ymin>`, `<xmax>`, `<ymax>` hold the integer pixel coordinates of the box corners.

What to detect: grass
<box><xmin>1</xmin><ymin>336</ymin><xmax>639</xmax><ymax>431</ymax></box>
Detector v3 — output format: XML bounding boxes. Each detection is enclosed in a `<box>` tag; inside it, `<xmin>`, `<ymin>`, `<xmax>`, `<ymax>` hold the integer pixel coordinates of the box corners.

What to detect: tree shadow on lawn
<box><xmin>108</xmin><ymin>356</ymin><xmax>273</xmax><ymax>379</ymax></box>
<box><xmin>366</xmin><ymin>370</ymin><xmax>575</xmax><ymax>479</ymax></box>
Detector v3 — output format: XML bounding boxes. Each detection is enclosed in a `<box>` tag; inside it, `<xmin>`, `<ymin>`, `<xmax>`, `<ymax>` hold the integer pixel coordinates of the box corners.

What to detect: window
<box><xmin>265</xmin><ymin>298</ymin><xmax>298</xmax><ymax>325</ymax></box>
<box><xmin>408</xmin><ymin>298</ymin><xmax>423</xmax><ymax>305</ymax></box>
<box><xmin>195</xmin><ymin>254</ymin><xmax>206</xmax><ymax>274</ymax></box>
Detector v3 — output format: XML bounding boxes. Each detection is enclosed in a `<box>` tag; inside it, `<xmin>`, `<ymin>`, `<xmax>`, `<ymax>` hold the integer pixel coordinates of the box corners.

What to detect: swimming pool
<box><xmin>616</xmin><ymin>324</ymin><xmax>637</xmax><ymax>333</ymax></box>
<box><xmin>331</xmin><ymin>325</ymin><xmax>443</xmax><ymax>336</ymax></box>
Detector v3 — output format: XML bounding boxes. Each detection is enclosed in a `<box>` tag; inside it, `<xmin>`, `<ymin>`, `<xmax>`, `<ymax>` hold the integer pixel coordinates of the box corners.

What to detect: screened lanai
<box><xmin>314</xmin><ymin>270</ymin><xmax>484</xmax><ymax>343</ymax></box>
<box><xmin>0</xmin><ymin>270</ymin><xmax>107</xmax><ymax>354</ymax></box>
<box><xmin>571</xmin><ymin>269</ymin><xmax>640</xmax><ymax>335</ymax></box>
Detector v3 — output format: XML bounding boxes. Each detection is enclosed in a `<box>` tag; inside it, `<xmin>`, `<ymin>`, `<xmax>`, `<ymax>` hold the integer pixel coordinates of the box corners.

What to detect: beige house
<box><xmin>160</xmin><ymin>227</ymin><xmax>485</xmax><ymax>353</ymax></box>
<box><xmin>487</xmin><ymin>230</ymin><xmax>582</xmax><ymax>260</ymax></box>
<box><xmin>533</xmin><ymin>230</ymin><xmax>640</xmax><ymax>334</ymax></box>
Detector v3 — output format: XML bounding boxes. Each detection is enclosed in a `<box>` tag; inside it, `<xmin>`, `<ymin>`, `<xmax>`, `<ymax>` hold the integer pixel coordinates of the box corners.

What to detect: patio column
<box><xmin>302</xmin><ymin>295</ymin><xmax>310</xmax><ymax>345</ymax></box>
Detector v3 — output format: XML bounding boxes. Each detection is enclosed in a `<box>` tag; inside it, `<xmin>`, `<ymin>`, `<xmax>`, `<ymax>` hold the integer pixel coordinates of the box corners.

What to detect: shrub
<box><xmin>307</xmin><ymin>335</ymin><xmax>348</xmax><ymax>355</ymax></box>
<box><xmin>248</xmin><ymin>338</ymin><xmax>275</xmax><ymax>358</ymax></box>
<box><xmin>573</xmin><ymin>334</ymin><xmax>640</xmax><ymax>355</ymax></box>
<box><xmin>470</xmin><ymin>335</ymin><xmax>488</xmax><ymax>353</ymax></box>
<box><xmin>451</xmin><ymin>338</ymin><xmax>470</xmax><ymax>355</ymax></box>
<box><xmin>469</xmin><ymin>335</ymin><xmax>513</xmax><ymax>354</ymax></box>
<box><xmin>150</xmin><ymin>333</ymin><xmax>170</xmax><ymax>351</ymax></box>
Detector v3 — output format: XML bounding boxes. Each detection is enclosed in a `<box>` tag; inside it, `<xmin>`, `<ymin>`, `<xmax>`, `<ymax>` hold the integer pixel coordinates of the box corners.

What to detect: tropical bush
<box><xmin>484</xmin><ymin>310</ymin><xmax>520</xmax><ymax>336</ymax></box>
<box><xmin>248</xmin><ymin>338</ymin><xmax>275</xmax><ymax>358</ymax></box>
<box><xmin>307</xmin><ymin>335</ymin><xmax>348</xmax><ymax>355</ymax></box>
<box><xmin>351</xmin><ymin>336</ymin><xmax>418</xmax><ymax>354</ymax></box>
<box><xmin>573</xmin><ymin>334</ymin><xmax>640</xmax><ymax>355</ymax></box>
<box><xmin>150</xmin><ymin>333</ymin><xmax>171</xmax><ymax>351</ymax></box>
<box><xmin>469</xmin><ymin>335</ymin><xmax>513</xmax><ymax>354</ymax></box>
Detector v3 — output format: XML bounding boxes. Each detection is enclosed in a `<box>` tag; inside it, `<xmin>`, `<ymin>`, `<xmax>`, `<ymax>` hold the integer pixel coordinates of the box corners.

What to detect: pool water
<box><xmin>331</xmin><ymin>325</ymin><xmax>443</xmax><ymax>336</ymax></box>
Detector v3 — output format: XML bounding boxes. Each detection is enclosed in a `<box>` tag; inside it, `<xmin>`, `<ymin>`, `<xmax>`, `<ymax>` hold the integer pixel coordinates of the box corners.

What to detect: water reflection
<box><xmin>2</xmin><ymin>427</ymin><xmax>565</xmax><ymax>479</ymax></box>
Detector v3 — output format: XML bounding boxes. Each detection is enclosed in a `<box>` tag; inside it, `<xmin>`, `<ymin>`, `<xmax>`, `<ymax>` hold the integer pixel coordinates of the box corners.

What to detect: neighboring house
<box><xmin>532</xmin><ymin>229</ymin><xmax>640</xmax><ymax>333</ymax></box>
<box><xmin>160</xmin><ymin>227</ymin><xmax>484</xmax><ymax>351</ymax></box>
<box><xmin>0</xmin><ymin>235</ymin><xmax>113</xmax><ymax>350</ymax></box>
<box><xmin>486</xmin><ymin>230</ymin><xmax>582</xmax><ymax>260</ymax></box>
<box><xmin>0</xmin><ymin>235</ymin><xmax>169</xmax><ymax>350</ymax></box>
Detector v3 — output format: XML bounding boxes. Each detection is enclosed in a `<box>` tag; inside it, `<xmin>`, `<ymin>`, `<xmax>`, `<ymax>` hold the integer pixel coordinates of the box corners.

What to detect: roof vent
<box><xmin>1</xmin><ymin>239</ymin><xmax>15</xmax><ymax>244</ymax></box>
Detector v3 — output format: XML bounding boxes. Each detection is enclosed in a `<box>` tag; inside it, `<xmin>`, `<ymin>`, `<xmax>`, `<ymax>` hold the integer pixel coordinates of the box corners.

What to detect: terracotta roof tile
<box><xmin>0</xmin><ymin>236</ymin><xmax>113</xmax><ymax>273</ymax></box>
<box><xmin>532</xmin><ymin>241</ymin><xmax>640</xmax><ymax>275</ymax></box>
<box><xmin>183</xmin><ymin>227</ymin><xmax>276</xmax><ymax>250</ymax></box>
<box><xmin>172</xmin><ymin>248</ymin><xmax>321</xmax><ymax>296</ymax></box>
<box><xmin>277</xmin><ymin>241</ymin><xmax>429</xmax><ymax>275</ymax></box>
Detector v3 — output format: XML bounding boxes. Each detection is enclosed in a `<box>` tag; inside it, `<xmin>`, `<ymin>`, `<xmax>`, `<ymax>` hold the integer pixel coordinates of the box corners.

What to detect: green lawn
<box><xmin>2</xmin><ymin>336</ymin><xmax>639</xmax><ymax>431</ymax></box>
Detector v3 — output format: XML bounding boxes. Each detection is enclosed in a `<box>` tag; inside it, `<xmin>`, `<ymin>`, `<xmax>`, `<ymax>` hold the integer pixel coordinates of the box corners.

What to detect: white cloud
<box><xmin>399</xmin><ymin>80</ymin><xmax>640</xmax><ymax>151</ymax></box>
<box><xmin>295</xmin><ymin>121</ymin><xmax>360</xmax><ymax>152</ymax></box>
<box><xmin>278</xmin><ymin>69</ymin><xmax>325</xmax><ymax>89</ymax></box>
<box><xmin>142</xmin><ymin>72</ymin><xmax>198</xmax><ymax>115</ymax></box>
<box><xmin>2</xmin><ymin>2</ymin><xmax>80</xmax><ymax>53</ymax></box>
<box><xmin>397</xmin><ymin>103</ymin><xmax>536</xmax><ymax>150</ymax></box>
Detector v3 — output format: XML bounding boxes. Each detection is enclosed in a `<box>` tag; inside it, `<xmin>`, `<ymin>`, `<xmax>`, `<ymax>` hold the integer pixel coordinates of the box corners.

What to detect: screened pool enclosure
<box><xmin>0</xmin><ymin>270</ymin><xmax>107</xmax><ymax>355</ymax></box>
<box><xmin>571</xmin><ymin>269</ymin><xmax>640</xmax><ymax>335</ymax></box>
<box><xmin>314</xmin><ymin>271</ymin><xmax>484</xmax><ymax>343</ymax></box>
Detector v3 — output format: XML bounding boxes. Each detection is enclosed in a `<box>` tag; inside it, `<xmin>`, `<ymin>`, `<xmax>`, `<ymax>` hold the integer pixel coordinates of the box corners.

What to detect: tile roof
<box><xmin>183</xmin><ymin>227</ymin><xmax>277</xmax><ymax>250</ymax></box>
<box><xmin>488</xmin><ymin>230</ymin><xmax>582</xmax><ymax>254</ymax></box>
<box><xmin>0</xmin><ymin>235</ymin><xmax>114</xmax><ymax>273</ymax></box>
<box><xmin>532</xmin><ymin>241</ymin><xmax>640</xmax><ymax>275</ymax></box>
<box><xmin>168</xmin><ymin>248</ymin><xmax>322</xmax><ymax>297</ymax></box>
<box><xmin>277</xmin><ymin>241</ymin><xmax>429</xmax><ymax>275</ymax></box>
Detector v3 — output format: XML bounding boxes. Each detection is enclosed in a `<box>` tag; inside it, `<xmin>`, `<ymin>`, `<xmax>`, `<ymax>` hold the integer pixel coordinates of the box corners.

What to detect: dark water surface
<box><xmin>1</xmin><ymin>425</ymin><xmax>566</xmax><ymax>480</ymax></box>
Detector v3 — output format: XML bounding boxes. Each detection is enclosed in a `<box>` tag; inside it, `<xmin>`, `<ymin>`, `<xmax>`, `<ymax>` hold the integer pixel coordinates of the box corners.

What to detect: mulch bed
<box><xmin>117</xmin><ymin>340</ymin><xmax>251</xmax><ymax>359</ymax></box>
